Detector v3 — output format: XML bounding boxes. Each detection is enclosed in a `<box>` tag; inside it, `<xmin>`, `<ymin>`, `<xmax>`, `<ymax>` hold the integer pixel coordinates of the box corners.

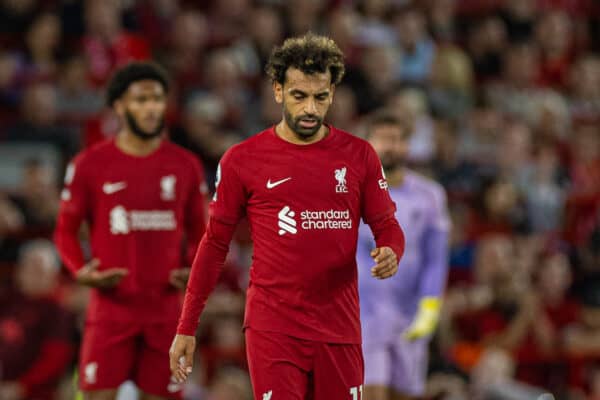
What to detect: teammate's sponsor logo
<box><xmin>267</xmin><ymin>177</ymin><xmax>292</xmax><ymax>189</ymax></box>
<box><xmin>103</xmin><ymin>181</ymin><xmax>127</xmax><ymax>195</ymax></box>
<box><xmin>109</xmin><ymin>205</ymin><xmax>176</xmax><ymax>234</ymax></box>
<box><xmin>161</xmin><ymin>175</ymin><xmax>176</xmax><ymax>200</ymax></box>
<box><xmin>84</xmin><ymin>362</ymin><xmax>98</xmax><ymax>384</ymax></box>
<box><xmin>110</xmin><ymin>206</ymin><xmax>129</xmax><ymax>234</ymax></box>
<box><xmin>64</xmin><ymin>163</ymin><xmax>75</xmax><ymax>185</ymax></box>
<box><xmin>335</xmin><ymin>167</ymin><xmax>348</xmax><ymax>193</ymax></box>
<box><xmin>277</xmin><ymin>206</ymin><xmax>352</xmax><ymax>234</ymax></box>
<box><xmin>378</xmin><ymin>166</ymin><xmax>388</xmax><ymax>190</ymax></box>
<box><xmin>278</xmin><ymin>206</ymin><xmax>297</xmax><ymax>235</ymax></box>
<box><xmin>262</xmin><ymin>390</ymin><xmax>272</xmax><ymax>400</ymax></box>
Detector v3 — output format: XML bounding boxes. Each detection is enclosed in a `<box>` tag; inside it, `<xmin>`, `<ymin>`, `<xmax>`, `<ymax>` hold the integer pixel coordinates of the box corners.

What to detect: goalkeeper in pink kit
<box><xmin>169</xmin><ymin>33</ymin><xmax>405</xmax><ymax>399</ymax></box>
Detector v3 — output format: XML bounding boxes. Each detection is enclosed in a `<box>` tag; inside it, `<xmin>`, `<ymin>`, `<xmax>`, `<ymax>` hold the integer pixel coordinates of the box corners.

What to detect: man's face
<box><xmin>368</xmin><ymin>123</ymin><xmax>410</xmax><ymax>171</ymax></box>
<box><xmin>273</xmin><ymin>67</ymin><xmax>334</xmax><ymax>139</ymax></box>
<box><xmin>115</xmin><ymin>80</ymin><xmax>166</xmax><ymax>139</ymax></box>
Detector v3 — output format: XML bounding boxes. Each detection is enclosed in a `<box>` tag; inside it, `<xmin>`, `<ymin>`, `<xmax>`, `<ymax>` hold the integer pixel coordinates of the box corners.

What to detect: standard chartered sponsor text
<box><xmin>300</xmin><ymin>209</ymin><xmax>352</xmax><ymax>230</ymax></box>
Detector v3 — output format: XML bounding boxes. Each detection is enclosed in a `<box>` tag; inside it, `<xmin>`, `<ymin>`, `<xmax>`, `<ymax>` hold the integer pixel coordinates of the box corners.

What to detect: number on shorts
<box><xmin>350</xmin><ymin>385</ymin><xmax>363</xmax><ymax>400</ymax></box>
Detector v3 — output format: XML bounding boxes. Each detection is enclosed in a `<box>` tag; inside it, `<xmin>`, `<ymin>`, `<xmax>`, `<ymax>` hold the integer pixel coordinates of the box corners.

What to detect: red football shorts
<box><xmin>79</xmin><ymin>319</ymin><xmax>182</xmax><ymax>399</ymax></box>
<box><xmin>245</xmin><ymin>328</ymin><xmax>364</xmax><ymax>400</ymax></box>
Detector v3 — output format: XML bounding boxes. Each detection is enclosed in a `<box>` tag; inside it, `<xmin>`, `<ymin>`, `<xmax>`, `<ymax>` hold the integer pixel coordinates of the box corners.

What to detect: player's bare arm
<box><xmin>370</xmin><ymin>246</ymin><xmax>398</xmax><ymax>279</ymax></box>
<box><xmin>169</xmin><ymin>334</ymin><xmax>195</xmax><ymax>383</ymax></box>
<box><xmin>75</xmin><ymin>258</ymin><xmax>128</xmax><ymax>288</ymax></box>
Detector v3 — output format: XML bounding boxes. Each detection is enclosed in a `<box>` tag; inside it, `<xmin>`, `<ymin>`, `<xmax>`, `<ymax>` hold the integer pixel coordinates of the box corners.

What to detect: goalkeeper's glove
<box><xmin>403</xmin><ymin>297</ymin><xmax>441</xmax><ymax>341</ymax></box>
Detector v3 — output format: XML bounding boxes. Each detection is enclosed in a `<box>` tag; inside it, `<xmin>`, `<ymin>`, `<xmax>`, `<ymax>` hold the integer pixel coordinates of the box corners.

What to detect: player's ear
<box><xmin>113</xmin><ymin>98</ymin><xmax>125</xmax><ymax>117</ymax></box>
<box><xmin>329</xmin><ymin>85</ymin><xmax>335</xmax><ymax>105</ymax></box>
<box><xmin>273</xmin><ymin>81</ymin><xmax>283</xmax><ymax>104</ymax></box>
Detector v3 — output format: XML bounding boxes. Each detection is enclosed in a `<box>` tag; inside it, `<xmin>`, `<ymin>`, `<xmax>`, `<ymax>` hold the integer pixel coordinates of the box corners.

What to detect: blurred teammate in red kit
<box><xmin>170</xmin><ymin>33</ymin><xmax>405</xmax><ymax>400</ymax></box>
<box><xmin>54</xmin><ymin>62</ymin><xmax>207</xmax><ymax>400</ymax></box>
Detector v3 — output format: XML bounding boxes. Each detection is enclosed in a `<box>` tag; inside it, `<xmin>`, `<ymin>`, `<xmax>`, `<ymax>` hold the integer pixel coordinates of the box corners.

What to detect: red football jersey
<box><xmin>55</xmin><ymin>139</ymin><xmax>207</xmax><ymax>322</ymax></box>
<box><xmin>209</xmin><ymin>126</ymin><xmax>395</xmax><ymax>343</ymax></box>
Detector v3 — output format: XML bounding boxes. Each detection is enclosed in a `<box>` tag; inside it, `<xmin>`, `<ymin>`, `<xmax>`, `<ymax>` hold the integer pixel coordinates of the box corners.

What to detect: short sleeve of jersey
<box><xmin>361</xmin><ymin>144</ymin><xmax>396</xmax><ymax>225</ymax></box>
<box><xmin>208</xmin><ymin>147</ymin><xmax>246</xmax><ymax>225</ymax></box>
<box><xmin>59</xmin><ymin>155</ymin><xmax>91</xmax><ymax>220</ymax></box>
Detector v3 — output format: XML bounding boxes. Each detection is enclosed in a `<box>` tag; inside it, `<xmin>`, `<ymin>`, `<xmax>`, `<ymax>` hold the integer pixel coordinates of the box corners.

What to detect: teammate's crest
<box><xmin>110</xmin><ymin>205</ymin><xmax>129</xmax><ymax>234</ymax></box>
<box><xmin>160</xmin><ymin>175</ymin><xmax>176</xmax><ymax>200</ymax></box>
<box><xmin>84</xmin><ymin>362</ymin><xmax>98</xmax><ymax>384</ymax></box>
<box><xmin>263</xmin><ymin>390</ymin><xmax>273</xmax><ymax>400</ymax></box>
<box><xmin>335</xmin><ymin>167</ymin><xmax>348</xmax><ymax>193</ymax></box>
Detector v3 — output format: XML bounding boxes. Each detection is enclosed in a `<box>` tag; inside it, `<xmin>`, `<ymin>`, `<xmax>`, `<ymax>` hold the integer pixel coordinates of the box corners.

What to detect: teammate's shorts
<box><xmin>79</xmin><ymin>319</ymin><xmax>182</xmax><ymax>399</ymax></box>
<box><xmin>245</xmin><ymin>328</ymin><xmax>364</xmax><ymax>400</ymax></box>
<box><xmin>362</xmin><ymin>337</ymin><xmax>428</xmax><ymax>396</ymax></box>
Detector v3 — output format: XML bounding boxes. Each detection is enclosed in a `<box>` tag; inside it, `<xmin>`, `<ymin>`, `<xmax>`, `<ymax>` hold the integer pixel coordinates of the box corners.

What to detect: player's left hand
<box><xmin>370</xmin><ymin>246</ymin><xmax>398</xmax><ymax>279</ymax></box>
<box><xmin>169</xmin><ymin>268</ymin><xmax>191</xmax><ymax>290</ymax></box>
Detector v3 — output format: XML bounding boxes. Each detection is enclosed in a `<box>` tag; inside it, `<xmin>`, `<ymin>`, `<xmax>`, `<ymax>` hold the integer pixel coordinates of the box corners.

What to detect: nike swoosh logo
<box><xmin>103</xmin><ymin>182</ymin><xmax>127</xmax><ymax>194</ymax></box>
<box><xmin>266</xmin><ymin>177</ymin><xmax>292</xmax><ymax>189</ymax></box>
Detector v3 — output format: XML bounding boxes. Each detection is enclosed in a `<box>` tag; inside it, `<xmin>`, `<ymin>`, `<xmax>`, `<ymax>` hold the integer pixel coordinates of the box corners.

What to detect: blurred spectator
<box><xmin>55</xmin><ymin>55</ymin><xmax>102</xmax><ymax>124</ymax></box>
<box><xmin>427</xmin><ymin>0</ymin><xmax>458</xmax><ymax>43</ymax></box>
<box><xmin>19</xmin><ymin>12</ymin><xmax>63</xmax><ymax>82</ymax></box>
<box><xmin>428</xmin><ymin>45</ymin><xmax>475</xmax><ymax>120</ymax></box>
<box><xmin>0</xmin><ymin>0</ymin><xmax>38</xmax><ymax>36</ymax></box>
<box><xmin>565</xmin><ymin>122</ymin><xmax>600</xmax><ymax>245</ymax></box>
<box><xmin>230</xmin><ymin>5</ymin><xmax>284</xmax><ymax>84</ymax></box>
<box><xmin>327</xmin><ymin>7</ymin><xmax>361</xmax><ymax>67</ymax></box>
<box><xmin>283</xmin><ymin>0</ymin><xmax>325</xmax><ymax>38</ymax></box>
<box><xmin>393</xmin><ymin>5</ymin><xmax>436</xmax><ymax>84</ymax></box>
<box><xmin>535</xmin><ymin>10</ymin><xmax>574</xmax><ymax>88</ymax></box>
<box><xmin>158</xmin><ymin>9</ymin><xmax>208</xmax><ymax>102</ymax></box>
<box><xmin>5</xmin><ymin>82</ymin><xmax>78</xmax><ymax>160</ymax></box>
<box><xmin>326</xmin><ymin>84</ymin><xmax>359</xmax><ymax>132</ymax></box>
<box><xmin>345</xmin><ymin>44</ymin><xmax>398</xmax><ymax>113</ymax></box>
<box><xmin>8</xmin><ymin>158</ymin><xmax>59</xmax><ymax>232</ymax></box>
<box><xmin>202</xmin><ymin>49</ymin><xmax>251</xmax><ymax>129</ymax></box>
<box><xmin>171</xmin><ymin>93</ymin><xmax>241</xmax><ymax>189</ymax></box>
<box><xmin>243</xmin><ymin>78</ymin><xmax>281</xmax><ymax>137</ymax></box>
<box><xmin>568</xmin><ymin>55</ymin><xmax>600</xmax><ymax>123</ymax></box>
<box><xmin>206</xmin><ymin>0</ymin><xmax>252</xmax><ymax>47</ymax></box>
<box><xmin>355</xmin><ymin>0</ymin><xmax>396</xmax><ymax>47</ymax></box>
<box><xmin>82</xmin><ymin>0</ymin><xmax>150</xmax><ymax>86</ymax></box>
<box><xmin>498</xmin><ymin>0</ymin><xmax>537</xmax><ymax>43</ymax></box>
<box><xmin>467</xmin><ymin>16</ymin><xmax>508</xmax><ymax>81</ymax></box>
<box><xmin>387</xmin><ymin>88</ymin><xmax>437</xmax><ymax>163</ymax></box>
<box><xmin>0</xmin><ymin>239</ymin><xmax>76</xmax><ymax>400</ymax></box>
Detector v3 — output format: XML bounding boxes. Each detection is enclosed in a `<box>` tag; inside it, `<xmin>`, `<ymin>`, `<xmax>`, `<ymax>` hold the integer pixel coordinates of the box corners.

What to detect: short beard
<box><xmin>283</xmin><ymin>107</ymin><xmax>323</xmax><ymax>139</ymax></box>
<box><xmin>125</xmin><ymin>111</ymin><xmax>164</xmax><ymax>141</ymax></box>
<box><xmin>380</xmin><ymin>154</ymin><xmax>405</xmax><ymax>172</ymax></box>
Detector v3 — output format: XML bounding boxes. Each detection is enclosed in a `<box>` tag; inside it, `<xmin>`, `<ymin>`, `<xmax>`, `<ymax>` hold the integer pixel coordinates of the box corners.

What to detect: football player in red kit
<box><xmin>170</xmin><ymin>34</ymin><xmax>405</xmax><ymax>400</ymax></box>
<box><xmin>54</xmin><ymin>62</ymin><xmax>207</xmax><ymax>400</ymax></box>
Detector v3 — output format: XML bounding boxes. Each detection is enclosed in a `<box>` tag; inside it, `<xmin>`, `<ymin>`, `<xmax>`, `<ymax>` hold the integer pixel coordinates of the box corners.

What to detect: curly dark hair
<box><xmin>266</xmin><ymin>33</ymin><xmax>345</xmax><ymax>85</ymax></box>
<box><xmin>106</xmin><ymin>61</ymin><xmax>169</xmax><ymax>106</ymax></box>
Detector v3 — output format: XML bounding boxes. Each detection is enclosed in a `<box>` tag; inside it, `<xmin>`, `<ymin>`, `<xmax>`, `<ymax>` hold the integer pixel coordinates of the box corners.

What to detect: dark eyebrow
<box><xmin>289</xmin><ymin>89</ymin><xmax>307</xmax><ymax>96</ymax></box>
<box><xmin>315</xmin><ymin>91</ymin><xmax>330</xmax><ymax>97</ymax></box>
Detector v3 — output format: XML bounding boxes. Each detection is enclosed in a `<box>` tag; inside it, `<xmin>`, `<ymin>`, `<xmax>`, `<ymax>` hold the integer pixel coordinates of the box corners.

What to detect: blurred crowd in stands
<box><xmin>0</xmin><ymin>0</ymin><xmax>599</xmax><ymax>399</ymax></box>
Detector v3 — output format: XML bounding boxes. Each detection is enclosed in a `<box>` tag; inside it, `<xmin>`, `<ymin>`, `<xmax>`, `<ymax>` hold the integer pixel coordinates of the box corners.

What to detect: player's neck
<box><xmin>116</xmin><ymin>130</ymin><xmax>162</xmax><ymax>157</ymax></box>
<box><xmin>386</xmin><ymin>168</ymin><xmax>405</xmax><ymax>187</ymax></box>
<box><xmin>276</xmin><ymin>121</ymin><xmax>328</xmax><ymax>145</ymax></box>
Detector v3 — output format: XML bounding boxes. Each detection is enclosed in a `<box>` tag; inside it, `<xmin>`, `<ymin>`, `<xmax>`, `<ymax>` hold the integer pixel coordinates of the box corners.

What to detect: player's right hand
<box><xmin>75</xmin><ymin>258</ymin><xmax>129</xmax><ymax>288</ymax></box>
<box><xmin>169</xmin><ymin>334</ymin><xmax>196</xmax><ymax>383</ymax></box>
